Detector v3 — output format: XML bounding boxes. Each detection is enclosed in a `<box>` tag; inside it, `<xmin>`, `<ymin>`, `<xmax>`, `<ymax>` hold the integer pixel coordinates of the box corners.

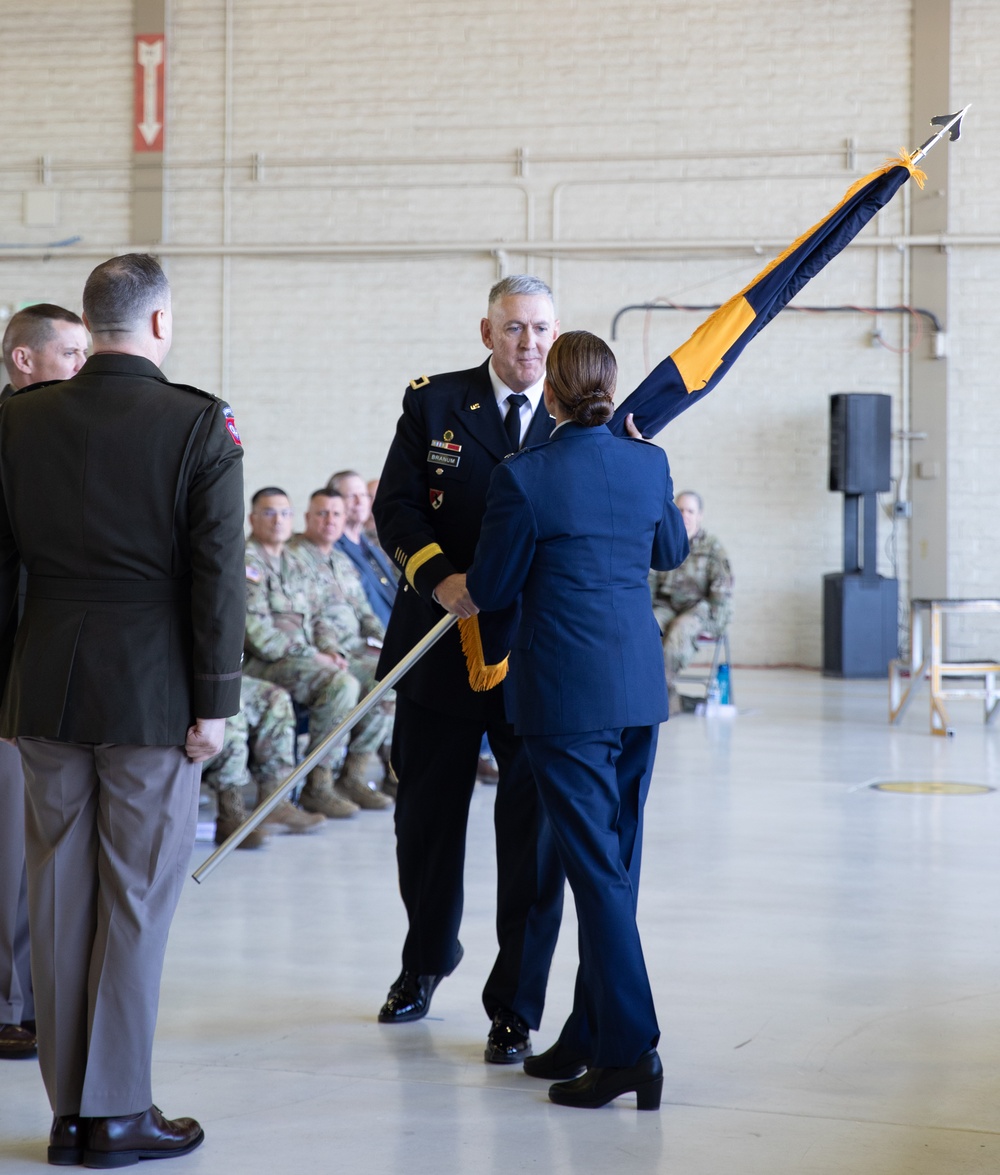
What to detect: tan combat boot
<box><xmin>215</xmin><ymin>785</ymin><xmax>268</xmax><ymax>848</ymax></box>
<box><xmin>300</xmin><ymin>764</ymin><xmax>359</xmax><ymax>819</ymax></box>
<box><xmin>335</xmin><ymin>751</ymin><xmax>393</xmax><ymax>810</ymax></box>
<box><xmin>257</xmin><ymin>778</ymin><xmax>326</xmax><ymax>833</ymax></box>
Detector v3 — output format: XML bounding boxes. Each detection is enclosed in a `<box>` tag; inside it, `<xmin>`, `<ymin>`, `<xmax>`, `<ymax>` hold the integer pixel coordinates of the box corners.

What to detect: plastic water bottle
<box><xmin>705</xmin><ymin>674</ymin><xmax>721</xmax><ymax>716</ymax></box>
<box><xmin>715</xmin><ymin>663</ymin><xmax>731</xmax><ymax>706</ymax></box>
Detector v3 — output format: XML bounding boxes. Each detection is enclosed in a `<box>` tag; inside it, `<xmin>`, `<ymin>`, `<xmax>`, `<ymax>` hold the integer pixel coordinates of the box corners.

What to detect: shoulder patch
<box><xmin>245</xmin><ymin>564</ymin><xmax>262</xmax><ymax>583</ymax></box>
<box><xmin>409</xmin><ymin>374</ymin><xmax>431</xmax><ymax>390</ymax></box>
<box><xmin>222</xmin><ymin>403</ymin><xmax>242</xmax><ymax>445</ymax></box>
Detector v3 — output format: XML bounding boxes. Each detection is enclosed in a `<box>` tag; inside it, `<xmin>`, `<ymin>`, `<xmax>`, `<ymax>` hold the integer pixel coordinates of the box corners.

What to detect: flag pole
<box><xmin>192</xmin><ymin>612</ymin><xmax>457</xmax><ymax>884</ymax></box>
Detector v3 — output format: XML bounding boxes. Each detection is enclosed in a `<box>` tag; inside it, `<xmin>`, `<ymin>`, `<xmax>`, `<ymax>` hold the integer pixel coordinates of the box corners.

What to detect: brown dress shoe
<box><xmin>48</xmin><ymin>1114</ymin><xmax>86</xmax><ymax>1165</ymax></box>
<box><xmin>84</xmin><ymin>1105</ymin><xmax>204</xmax><ymax>1167</ymax></box>
<box><xmin>0</xmin><ymin>1021</ymin><xmax>37</xmax><ymax>1059</ymax></box>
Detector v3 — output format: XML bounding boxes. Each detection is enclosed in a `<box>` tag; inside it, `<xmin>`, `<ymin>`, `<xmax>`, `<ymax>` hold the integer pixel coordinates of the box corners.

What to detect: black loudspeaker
<box><xmin>823</xmin><ymin>573</ymin><xmax>898</xmax><ymax>678</ymax></box>
<box><xmin>829</xmin><ymin>393</ymin><xmax>891</xmax><ymax>494</ymax></box>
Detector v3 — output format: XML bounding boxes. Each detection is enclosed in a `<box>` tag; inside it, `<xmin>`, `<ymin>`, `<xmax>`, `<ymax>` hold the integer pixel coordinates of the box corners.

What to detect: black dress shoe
<box><xmin>523</xmin><ymin>1039</ymin><xmax>589</xmax><ymax>1080</ymax></box>
<box><xmin>484</xmin><ymin>1008</ymin><xmax>532</xmax><ymax>1064</ymax></box>
<box><xmin>0</xmin><ymin>1021</ymin><xmax>37</xmax><ymax>1059</ymax></box>
<box><xmin>378</xmin><ymin>944</ymin><xmax>464</xmax><ymax>1023</ymax></box>
<box><xmin>48</xmin><ymin>1114</ymin><xmax>86</xmax><ymax>1166</ymax></box>
<box><xmin>83</xmin><ymin>1105</ymin><xmax>204</xmax><ymax>1168</ymax></box>
<box><xmin>549</xmin><ymin>1048</ymin><xmax>663</xmax><ymax>1110</ymax></box>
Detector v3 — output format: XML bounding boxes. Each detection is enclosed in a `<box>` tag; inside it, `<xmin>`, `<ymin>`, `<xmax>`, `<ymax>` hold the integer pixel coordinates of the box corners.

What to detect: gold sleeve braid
<box><xmin>404</xmin><ymin>542</ymin><xmax>445</xmax><ymax>589</ymax></box>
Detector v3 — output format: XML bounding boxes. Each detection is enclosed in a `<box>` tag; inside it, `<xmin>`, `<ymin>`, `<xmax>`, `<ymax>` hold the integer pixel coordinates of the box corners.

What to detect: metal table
<box><xmin>889</xmin><ymin>598</ymin><xmax>1000</xmax><ymax>735</ymax></box>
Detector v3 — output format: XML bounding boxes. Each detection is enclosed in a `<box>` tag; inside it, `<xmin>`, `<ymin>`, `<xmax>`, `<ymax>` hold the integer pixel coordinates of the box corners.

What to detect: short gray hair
<box><xmin>488</xmin><ymin>275</ymin><xmax>554</xmax><ymax>307</ymax></box>
<box><xmin>83</xmin><ymin>253</ymin><xmax>169</xmax><ymax>336</ymax></box>
<box><xmin>326</xmin><ymin>469</ymin><xmax>362</xmax><ymax>494</ymax></box>
<box><xmin>676</xmin><ymin>490</ymin><xmax>703</xmax><ymax>512</ymax></box>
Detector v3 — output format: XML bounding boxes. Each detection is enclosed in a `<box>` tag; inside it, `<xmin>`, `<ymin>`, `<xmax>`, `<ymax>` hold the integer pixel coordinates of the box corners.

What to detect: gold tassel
<box><xmin>889</xmin><ymin>149</ymin><xmax>927</xmax><ymax>190</ymax></box>
<box><xmin>458</xmin><ymin>615</ymin><xmax>509</xmax><ymax>692</ymax></box>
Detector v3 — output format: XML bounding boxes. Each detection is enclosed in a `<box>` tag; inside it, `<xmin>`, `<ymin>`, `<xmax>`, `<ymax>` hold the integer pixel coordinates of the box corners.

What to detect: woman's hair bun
<box><xmin>546</xmin><ymin>331</ymin><xmax>618</xmax><ymax>429</ymax></box>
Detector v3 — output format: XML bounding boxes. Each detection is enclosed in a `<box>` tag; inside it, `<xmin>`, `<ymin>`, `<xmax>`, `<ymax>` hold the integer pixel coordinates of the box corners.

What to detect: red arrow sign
<box><xmin>134</xmin><ymin>35</ymin><xmax>165</xmax><ymax>152</ymax></box>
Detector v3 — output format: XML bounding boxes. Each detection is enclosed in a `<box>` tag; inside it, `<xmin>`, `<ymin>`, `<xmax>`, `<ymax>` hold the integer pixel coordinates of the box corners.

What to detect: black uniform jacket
<box><xmin>374</xmin><ymin>356</ymin><xmax>696</xmax><ymax>718</ymax></box>
<box><xmin>0</xmin><ymin>353</ymin><xmax>246</xmax><ymax>745</ymax></box>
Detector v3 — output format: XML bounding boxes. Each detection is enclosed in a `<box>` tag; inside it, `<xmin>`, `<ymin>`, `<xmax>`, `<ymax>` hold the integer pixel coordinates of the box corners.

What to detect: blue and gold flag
<box><xmin>620</xmin><ymin>151</ymin><xmax>926</xmax><ymax>435</ymax></box>
<box><xmin>462</xmin><ymin>152</ymin><xmax>926</xmax><ymax>689</ymax></box>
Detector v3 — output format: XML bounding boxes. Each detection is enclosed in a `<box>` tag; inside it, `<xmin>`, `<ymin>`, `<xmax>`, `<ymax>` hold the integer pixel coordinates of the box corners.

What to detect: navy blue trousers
<box><xmin>391</xmin><ymin>693</ymin><xmax>565</xmax><ymax>1027</ymax></box>
<box><xmin>523</xmin><ymin>724</ymin><xmax>660</xmax><ymax>1067</ymax></box>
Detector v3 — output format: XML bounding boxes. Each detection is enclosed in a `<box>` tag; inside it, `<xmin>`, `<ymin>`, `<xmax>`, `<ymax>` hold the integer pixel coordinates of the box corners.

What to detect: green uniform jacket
<box><xmin>0</xmin><ymin>353</ymin><xmax>246</xmax><ymax>744</ymax></box>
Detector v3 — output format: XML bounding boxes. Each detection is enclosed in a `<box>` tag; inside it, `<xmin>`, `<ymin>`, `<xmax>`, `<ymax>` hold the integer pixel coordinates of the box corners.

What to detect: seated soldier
<box><xmin>287</xmin><ymin>489</ymin><xmax>395</xmax><ymax>799</ymax></box>
<box><xmin>244</xmin><ymin>487</ymin><xmax>393</xmax><ymax>816</ymax></box>
<box><xmin>648</xmin><ymin>490</ymin><xmax>733</xmax><ymax>710</ymax></box>
<box><xmin>203</xmin><ymin>676</ymin><xmax>324</xmax><ymax>846</ymax></box>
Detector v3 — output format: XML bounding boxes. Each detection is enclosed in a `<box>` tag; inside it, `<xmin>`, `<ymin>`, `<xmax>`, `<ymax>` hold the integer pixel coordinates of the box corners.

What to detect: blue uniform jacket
<box><xmin>374</xmin><ymin>357</ymin><xmax>695</xmax><ymax>718</ymax></box>
<box><xmin>466</xmin><ymin>423</ymin><xmax>688</xmax><ymax>736</ymax></box>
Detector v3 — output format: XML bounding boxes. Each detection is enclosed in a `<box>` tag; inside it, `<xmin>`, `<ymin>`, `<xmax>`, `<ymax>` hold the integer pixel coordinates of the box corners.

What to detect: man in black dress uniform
<box><xmin>0</xmin><ymin>255</ymin><xmax>245</xmax><ymax>1166</ymax></box>
<box><xmin>374</xmin><ymin>275</ymin><xmax>566</xmax><ymax>1063</ymax></box>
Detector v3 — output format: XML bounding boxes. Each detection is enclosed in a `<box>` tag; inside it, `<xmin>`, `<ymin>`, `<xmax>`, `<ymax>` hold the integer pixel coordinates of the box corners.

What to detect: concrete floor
<box><xmin>2</xmin><ymin>668</ymin><xmax>999</xmax><ymax>1173</ymax></box>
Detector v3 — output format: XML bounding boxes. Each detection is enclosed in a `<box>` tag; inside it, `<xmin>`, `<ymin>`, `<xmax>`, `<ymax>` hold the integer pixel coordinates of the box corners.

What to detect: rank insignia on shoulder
<box><xmin>223</xmin><ymin>404</ymin><xmax>242</xmax><ymax>445</ymax></box>
<box><xmin>430</xmin><ymin>439</ymin><xmax>462</xmax><ymax>453</ymax></box>
<box><xmin>409</xmin><ymin>374</ymin><xmax>430</xmax><ymax>390</ymax></box>
<box><xmin>429</xmin><ymin>488</ymin><xmax>444</xmax><ymax>510</ymax></box>
<box><xmin>246</xmin><ymin>564</ymin><xmax>262</xmax><ymax>583</ymax></box>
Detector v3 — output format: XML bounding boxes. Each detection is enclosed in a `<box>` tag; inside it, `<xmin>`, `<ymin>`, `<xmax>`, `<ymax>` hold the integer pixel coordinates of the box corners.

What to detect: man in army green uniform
<box><xmin>244</xmin><ymin>488</ymin><xmax>392</xmax><ymax>816</ymax></box>
<box><xmin>648</xmin><ymin>490</ymin><xmax>733</xmax><ymax>707</ymax></box>
<box><xmin>202</xmin><ymin>675</ymin><xmax>324</xmax><ymax>845</ymax></box>
<box><xmin>287</xmin><ymin>489</ymin><xmax>395</xmax><ymax>802</ymax></box>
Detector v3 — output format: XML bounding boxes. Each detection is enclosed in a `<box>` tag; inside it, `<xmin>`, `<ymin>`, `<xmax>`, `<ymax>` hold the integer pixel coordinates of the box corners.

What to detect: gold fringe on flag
<box><xmin>458</xmin><ymin>615</ymin><xmax>509</xmax><ymax>692</ymax></box>
<box><xmin>889</xmin><ymin>149</ymin><xmax>927</xmax><ymax>189</ymax></box>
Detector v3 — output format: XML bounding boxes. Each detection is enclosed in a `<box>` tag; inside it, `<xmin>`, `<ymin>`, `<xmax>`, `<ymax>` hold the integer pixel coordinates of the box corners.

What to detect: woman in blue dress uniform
<box><xmin>463</xmin><ymin>331</ymin><xmax>688</xmax><ymax>1109</ymax></box>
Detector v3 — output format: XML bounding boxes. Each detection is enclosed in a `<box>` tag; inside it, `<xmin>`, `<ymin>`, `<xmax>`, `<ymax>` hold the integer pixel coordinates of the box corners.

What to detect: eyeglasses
<box><xmin>255</xmin><ymin>509</ymin><xmax>294</xmax><ymax>520</ymax></box>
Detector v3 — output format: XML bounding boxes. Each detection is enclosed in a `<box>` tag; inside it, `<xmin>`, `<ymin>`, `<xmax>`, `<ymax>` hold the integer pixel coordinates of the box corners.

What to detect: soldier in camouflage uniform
<box><xmin>648</xmin><ymin>491</ymin><xmax>733</xmax><ymax>703</ymax></box>
<box><xmin>244</xmin><ymin>488</ymin><xmax>393</xmax><ymax>817</ymax></box>
<box><xmin>288</xmin><ymin>489</ymin><xmax>396</xmax><ymax>793</ymax></box>
<box><xmin>203</xmin><ymin>675</ymin><xmax>323</xmax><ymax>845</ymax></box>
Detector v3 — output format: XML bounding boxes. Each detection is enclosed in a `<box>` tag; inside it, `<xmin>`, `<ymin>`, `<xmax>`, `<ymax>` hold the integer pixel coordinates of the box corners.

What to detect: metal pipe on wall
<box><xmin>2</xmin><ymin>234</ymin><xmax>998</xmax><ymax>262</ymax></box>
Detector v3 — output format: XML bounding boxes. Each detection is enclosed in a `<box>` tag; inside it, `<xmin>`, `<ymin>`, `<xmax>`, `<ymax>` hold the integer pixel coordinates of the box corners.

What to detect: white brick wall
<box><xmin>5</xmin><ymin>0</ymin><xmax>995</xmax><ymax>667</ymax></box>
<box><xmin>944</xmin><ymin>1</ymin><xmax>1000</xmax><ymax>656</ymax></box>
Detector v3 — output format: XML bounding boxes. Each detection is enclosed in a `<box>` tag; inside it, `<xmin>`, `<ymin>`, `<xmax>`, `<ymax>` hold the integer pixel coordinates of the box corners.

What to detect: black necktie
<box><xmin>504</xmin><ymin>393</ymin><xmax>528</xmax><ymax>453</ymax></box>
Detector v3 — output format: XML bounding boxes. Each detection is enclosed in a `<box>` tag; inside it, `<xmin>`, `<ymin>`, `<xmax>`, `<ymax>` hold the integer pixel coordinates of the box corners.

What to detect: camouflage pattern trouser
<box><xmin>203</xmin><ymin>676</ymin><xmax>296</xmax><ymax>794</ymax></box>
<box><xmin>243</xmin><ymin>653</ymin><xmax>391</xmax><ymax>763</ymax></box>
<box><xmin>343</xmin><ymin>645</ymin><xmax>394</xmax><ymax>752</ymax></box>
<box><xmin>661</xmin><ymin>608</ymin><xmax>710</xmax><ymax>679</ymax></box>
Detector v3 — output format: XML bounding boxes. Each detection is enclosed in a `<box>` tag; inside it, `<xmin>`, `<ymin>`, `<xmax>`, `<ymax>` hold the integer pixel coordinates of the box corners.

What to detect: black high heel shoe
<box><xmin>548</xmin><ymin>1048</ymin><xmax>663</xmax><ymax>1109</ymax></box>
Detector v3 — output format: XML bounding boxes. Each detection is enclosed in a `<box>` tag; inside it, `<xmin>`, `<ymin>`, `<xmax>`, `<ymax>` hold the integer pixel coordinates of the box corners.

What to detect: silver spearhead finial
<box><xmin>911</xmin><ymin>104</ymin><xmax>971</xmax><ymax>164</ymax></box>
